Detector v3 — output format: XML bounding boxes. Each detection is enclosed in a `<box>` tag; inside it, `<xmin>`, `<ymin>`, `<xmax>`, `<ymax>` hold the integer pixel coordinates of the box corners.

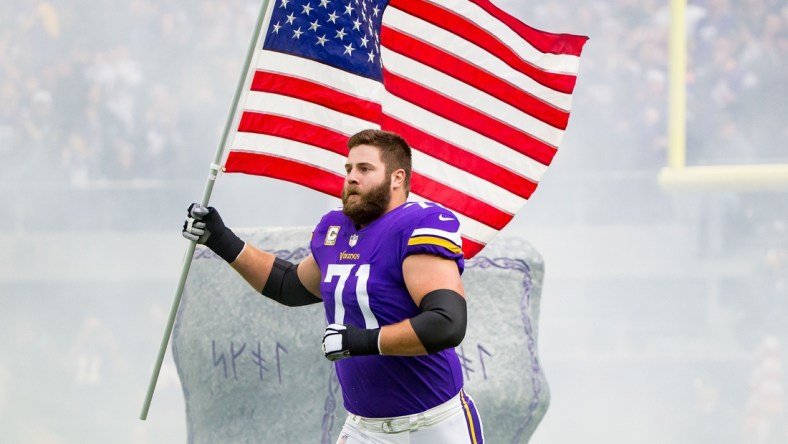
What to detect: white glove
<box><xmin>322</xmin><ymin>323</ymin><xmax>380</xmax><ymax>361</ymax></box>
<box><xmin>322</xmin><ymin>324</ymin><xmax>351</xmax><ymax>361</ymax></box>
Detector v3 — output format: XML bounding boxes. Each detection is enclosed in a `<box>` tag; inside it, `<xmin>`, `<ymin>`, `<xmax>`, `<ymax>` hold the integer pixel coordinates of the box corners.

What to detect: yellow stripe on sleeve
<box><xmin>407</xmin><ymin>236</ymin><xmax>463</xmax><ymax>255</ymax></box>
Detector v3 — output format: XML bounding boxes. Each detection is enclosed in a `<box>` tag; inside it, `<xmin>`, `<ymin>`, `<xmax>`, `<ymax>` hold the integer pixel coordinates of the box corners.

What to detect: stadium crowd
<box><xmin>0</xmin><ymin>1</ymin><xmax>785</xmax><ymax>442</ymax></box>
<box><xmin>0</xmin><ymin>0</ymin><xmax>258</xmax><ymax>186</ymax></box>
<box><xmin>531</xmin><ymin>0</ymin><xmax>787</xmax><ymax>169</ymax></box>
<box><xmin>0</xmin><ymin>0</ymin><xmax>785</xmax><ymax>185</ymax></box>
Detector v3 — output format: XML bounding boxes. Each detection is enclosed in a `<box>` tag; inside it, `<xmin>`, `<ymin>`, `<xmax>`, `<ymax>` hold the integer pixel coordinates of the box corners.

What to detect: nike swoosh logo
<box><xmin>438</xmin><ymin>215</ymin><xmax>454</xmax><ymax>222</ymax></box>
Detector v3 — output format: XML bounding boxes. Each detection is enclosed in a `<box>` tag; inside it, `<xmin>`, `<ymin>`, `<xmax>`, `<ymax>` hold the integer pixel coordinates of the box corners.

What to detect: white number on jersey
<box><xmin>324</xmin><ymin>264</ymin><xmax>379</xmax><ymax>328</ymax></box>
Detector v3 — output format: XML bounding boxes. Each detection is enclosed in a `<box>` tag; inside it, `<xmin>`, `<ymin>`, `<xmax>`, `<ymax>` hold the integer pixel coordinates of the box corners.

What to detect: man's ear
<box><xmin>391</xmin><ymin>168</ymin><xmax>406</xmax><ymax>189</ymax></box>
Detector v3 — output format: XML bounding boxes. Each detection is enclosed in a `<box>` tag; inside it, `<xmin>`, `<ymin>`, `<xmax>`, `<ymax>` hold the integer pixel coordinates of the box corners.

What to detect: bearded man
<box><xmin>183</xmin><ymin>129</ymin><xmax>484</xmax><ymax>443</ymax></box>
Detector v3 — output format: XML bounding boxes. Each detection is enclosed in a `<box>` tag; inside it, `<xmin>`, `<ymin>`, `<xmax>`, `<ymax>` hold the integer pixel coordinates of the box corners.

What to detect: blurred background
<box><xmin>0</xmin><ymin>0</ymin><xmax>786</xmax><ymax>442</ymax></box>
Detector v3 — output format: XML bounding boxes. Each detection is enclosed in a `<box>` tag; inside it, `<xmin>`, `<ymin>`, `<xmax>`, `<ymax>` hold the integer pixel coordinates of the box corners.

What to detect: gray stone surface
<box><xmin>173</xmin><ymin>227</ymin><xmax>547</xmax><ymax>443</ymax></box>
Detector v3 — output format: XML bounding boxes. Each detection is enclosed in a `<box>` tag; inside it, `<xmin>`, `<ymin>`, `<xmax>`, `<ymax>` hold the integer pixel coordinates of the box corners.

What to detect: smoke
<box><xmin>0</xmin><ymin>0</ymin><xmax>785</xmax><ymax>443</ymax></box>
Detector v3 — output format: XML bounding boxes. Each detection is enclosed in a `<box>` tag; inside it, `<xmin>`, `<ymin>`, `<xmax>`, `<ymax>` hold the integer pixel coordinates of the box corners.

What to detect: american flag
<box><xmin>223</xmin><ymin>0</ymin><xmax>587</xmax><ymax>258</ymax></box>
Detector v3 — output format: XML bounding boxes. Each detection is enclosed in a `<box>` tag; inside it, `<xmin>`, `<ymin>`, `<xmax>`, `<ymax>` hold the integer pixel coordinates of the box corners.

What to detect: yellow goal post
<box><xmin>658</xmin><ymin>0</ymin><xmax>788</xmax><ymax>192</ymax></box>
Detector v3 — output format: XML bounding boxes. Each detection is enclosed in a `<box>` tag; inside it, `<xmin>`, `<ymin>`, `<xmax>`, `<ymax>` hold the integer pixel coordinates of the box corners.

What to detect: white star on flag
<box><xmin>224</xmin><ymin>0</ymin><xmax>588</xmax><ymax>258</ymax></box>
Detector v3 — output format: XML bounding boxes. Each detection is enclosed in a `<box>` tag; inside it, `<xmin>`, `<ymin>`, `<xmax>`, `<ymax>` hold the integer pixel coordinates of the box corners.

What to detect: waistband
<box><xmin>348</xmin><ymin>390</ymin><xmax>465</xmax><ymax>434</ymax></box>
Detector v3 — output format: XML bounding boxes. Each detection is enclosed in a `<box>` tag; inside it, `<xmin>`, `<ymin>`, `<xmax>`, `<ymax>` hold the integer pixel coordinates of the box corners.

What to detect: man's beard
<box><xmin>342</xmin><ymin>176</ymin><xmax>391</xmax><ymax>227</ymax></box>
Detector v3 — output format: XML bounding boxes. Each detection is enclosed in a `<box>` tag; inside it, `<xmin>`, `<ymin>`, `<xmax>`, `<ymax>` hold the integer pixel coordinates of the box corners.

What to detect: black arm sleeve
<box><xmin>409</xmin><ymin>289</ymin><xmax>467</xmax><ymax>354</ymax></box>
<box><xmin>261</xmin><ymin>257</ymin><xmax>322</xmax><ymax>307</ymax></box>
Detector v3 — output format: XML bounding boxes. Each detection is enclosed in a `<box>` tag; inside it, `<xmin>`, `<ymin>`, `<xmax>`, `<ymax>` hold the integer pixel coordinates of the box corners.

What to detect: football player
<box><xmin>183</xmin><ymin>129</ymin><xmax>484</xmax><ymax>443</ymax></box>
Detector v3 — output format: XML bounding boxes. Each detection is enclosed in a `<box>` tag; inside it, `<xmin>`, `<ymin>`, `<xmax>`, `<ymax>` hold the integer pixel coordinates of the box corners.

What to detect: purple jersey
<box><xmin>310</xmin><ymin>201</ymin><xmax>465</xmax><ymax>418</ymax></box>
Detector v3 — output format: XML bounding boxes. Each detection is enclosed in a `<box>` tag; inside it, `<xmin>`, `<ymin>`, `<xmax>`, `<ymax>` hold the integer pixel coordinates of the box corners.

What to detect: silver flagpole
<box><xmin>139</xmin><ymin>0</ymin><xmax>273</xmax><ymax>420</ymax></box>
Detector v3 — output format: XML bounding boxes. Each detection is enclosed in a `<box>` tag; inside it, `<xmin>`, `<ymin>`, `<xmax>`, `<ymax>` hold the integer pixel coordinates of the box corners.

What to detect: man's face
<box><xmin>342</xmin><ymin>144</ymin><xmax>391</xmax><ymax>226</ymax></box>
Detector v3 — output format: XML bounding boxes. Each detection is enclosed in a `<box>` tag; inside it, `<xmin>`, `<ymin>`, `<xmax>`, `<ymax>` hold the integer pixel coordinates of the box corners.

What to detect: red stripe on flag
<box><xmin>384</xmin><ymin>69</ymin><xmax>557</xmax><ymax>166</ymax></box>
<box><xmin>224</xmin><ymin>152</ymin><xmax>344</xmax><ymax>197</ymax></box>
<box><xmin>251</xmin><ymin>71</ymin><xmax>382</xmax><ymax>122</ymax></box>
<box><xmin>387</xmin><ymin>0</ymin><xmax>578</xmax><ymax>94</ymax></box>
<box><xmin>461</xmin><ymin>236</ymin><xmax>485</xmax><ymax>258</ymax></box>
<box><xmin>382</xmin><ymin>27</ymin><xmax>569</xmax><ymax>128</ymax></box>
<box><xmin>411</xmin><ymin>173</ymin><xmax>512</xmax><ymax>230</ymax></box>
<box><xmin>222</xmin><ymin>1</ymin><xmax>587</xmax><ymax>259</ymax></box>
<box><xmin>237</xmin><ymin>112</ymin><xmax>349</xmax><ymax>157</ymax></box>
<box><xmin>380</xmin><ymin>115</ymin><xmax>538</xmax><ymax>199</ymax></box>
<box><xmin>467</xmin><ymin>0</ymin><xmax>589</xmax><ymax>56</ymax></box>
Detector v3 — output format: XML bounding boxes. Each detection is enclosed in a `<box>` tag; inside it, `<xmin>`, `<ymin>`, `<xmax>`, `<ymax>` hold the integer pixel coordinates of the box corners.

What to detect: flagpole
<box><xmin>139</xmin><ymin>0</ymin><xmax>272</xmax><ymax>421</ymax></box>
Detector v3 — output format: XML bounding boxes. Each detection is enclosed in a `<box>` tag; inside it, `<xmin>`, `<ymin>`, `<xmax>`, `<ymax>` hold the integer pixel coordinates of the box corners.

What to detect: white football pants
<box><xmin>335</xmin><ymin>389</ymin><xmax>484</xmax><ymax>444</ymax></box>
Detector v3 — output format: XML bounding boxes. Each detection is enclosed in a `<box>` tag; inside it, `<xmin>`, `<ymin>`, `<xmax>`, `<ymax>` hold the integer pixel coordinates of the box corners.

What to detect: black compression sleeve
<box><xmin>409</xmin><ymin>289</ymin><xmax>467</xmax><ymax>354</ymax></box>
<box><xmin>346</xmin><ymin>325</ymin><xmax>381</xmax><ymax>356</ymax></box>
<box><xmin>262</xmin><ymin>257</ymin><xmax>322</xmax><ymax>306</ymax></box>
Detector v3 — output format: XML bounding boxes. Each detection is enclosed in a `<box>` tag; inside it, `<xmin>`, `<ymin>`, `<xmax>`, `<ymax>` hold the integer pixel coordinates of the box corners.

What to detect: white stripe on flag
<box><xmin>382</xmin><ymin>49</ymin><xmax>565</xmax><ymax>143</ymax></box>
<box><xmin>243</xmin><ymin>91</ymin><xmax>378</xmax><ymax>134</ymax></box>
<box><xmin>382</xmin><ymin>93</ymin><xmax>550</xmax><ymax>180</ymax></box>
<box><xmin>232</xmin><ymin>133</ymin><xmax>348</xmax><ymax>175</ymax></box>
<box><xmin>382</xmin><ymin>7</ymin><xmax>574</xmax><ymax>110</ymax></box>
<box><xmin>430</xmin><ymin>0</ymin><xmax>582</xmax><ymax>73</ymax></box>
<box><xmin>256</xmin><ymin>50</ymin><xmax>385</xmax><ymax>100</ymax></box>
<box><xmin>411</xmin><ymin>150</ymin><xmax>524</xmax><ymax>214</ymax></box>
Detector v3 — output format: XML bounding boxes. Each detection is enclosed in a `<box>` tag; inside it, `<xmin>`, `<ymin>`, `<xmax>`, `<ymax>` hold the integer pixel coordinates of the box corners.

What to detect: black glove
<box><xmin>182</xmin><ymin>203</ymin><xmax>245</xmax><ymax>263</ymax></box>
<box><xmin>322</xmin><ymin>323</ymin><xmax>380</xmax><ymax>361</ymax></box>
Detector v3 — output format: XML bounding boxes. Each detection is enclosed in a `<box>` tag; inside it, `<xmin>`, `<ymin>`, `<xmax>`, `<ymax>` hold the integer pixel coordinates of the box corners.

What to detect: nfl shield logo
<box><xmin>349</xmin><ymin>234</ymin><xmax>359</xmax><ymax>247</ymax></box>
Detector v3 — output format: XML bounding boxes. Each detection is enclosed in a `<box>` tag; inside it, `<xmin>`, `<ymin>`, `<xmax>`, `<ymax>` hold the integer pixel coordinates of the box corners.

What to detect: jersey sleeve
<box><xmin>309</xmin><ymin>209</ymin><xmax>340</xmax><ymax>269</ymax></box>
<box><xmin>404</xmin><ymin>206</ymin><xmax>465</xmax><ymax>274</ymax></box>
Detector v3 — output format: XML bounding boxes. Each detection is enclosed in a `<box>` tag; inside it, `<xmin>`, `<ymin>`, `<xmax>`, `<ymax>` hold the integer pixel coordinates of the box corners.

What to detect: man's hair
<box><xmin>347</xmin><ymin>129</ymin><xmax>412</xmax><ymax>194</ymax></box>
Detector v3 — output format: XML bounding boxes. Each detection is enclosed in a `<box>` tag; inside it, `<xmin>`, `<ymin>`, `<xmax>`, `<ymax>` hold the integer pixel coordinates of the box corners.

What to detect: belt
<box><xmin>348</xmin><ymin>391</ymin><xmax>463</xmax><ymax>434</ymax></box>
